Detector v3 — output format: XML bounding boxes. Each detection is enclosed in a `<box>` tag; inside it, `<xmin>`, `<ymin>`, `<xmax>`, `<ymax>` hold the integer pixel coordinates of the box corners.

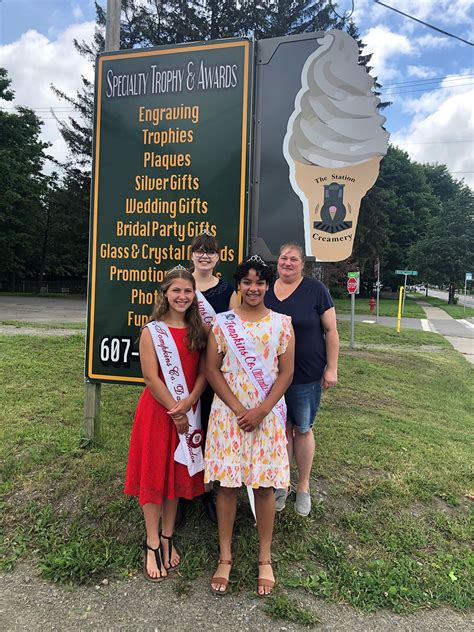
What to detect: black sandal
<box><xmin>160</xmin><ymin>533</ymin><xmax>180</xmax><ymax>570</ymax></box>
<box><xmin>142</xmin><ymin>542</ymin><xmax>166</xmax><ymax>582</ymax></box>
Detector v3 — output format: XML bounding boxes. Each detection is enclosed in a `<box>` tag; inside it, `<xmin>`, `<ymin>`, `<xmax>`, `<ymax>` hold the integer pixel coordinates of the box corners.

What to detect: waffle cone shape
<box><xmin>293</xmin><ymin>156</ymin><xmax>382</xmax><ymax>262</ymax></box>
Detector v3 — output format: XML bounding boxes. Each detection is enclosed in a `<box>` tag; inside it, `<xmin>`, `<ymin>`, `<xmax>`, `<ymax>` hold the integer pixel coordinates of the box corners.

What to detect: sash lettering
<box><xmin>215</xmin><ymin>311</ymin><xmax>287</xmax><ymax>430</ymax></box>
<box><xmin>146</xmin><ymin>321</ymin><xmax>204</xmax><ymax>476</ymax></box>
<box><xmin>196</xmin><ymin>289</ymin><xmax>216</xmax><ymax>327</ymax></box>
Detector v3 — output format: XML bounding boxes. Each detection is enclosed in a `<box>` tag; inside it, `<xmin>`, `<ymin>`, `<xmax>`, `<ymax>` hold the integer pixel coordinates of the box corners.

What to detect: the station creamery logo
<box><xmin>283</xmin><ymin>29</ymin><xmax>390</xmax><ymax>262</ymax></box>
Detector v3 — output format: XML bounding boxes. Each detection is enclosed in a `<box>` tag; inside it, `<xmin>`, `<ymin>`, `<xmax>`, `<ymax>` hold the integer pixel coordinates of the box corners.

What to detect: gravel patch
<box><xmin>1</xmin><ymin>564</ymin><xmax>472</xmax><ymax>631</ymax></box>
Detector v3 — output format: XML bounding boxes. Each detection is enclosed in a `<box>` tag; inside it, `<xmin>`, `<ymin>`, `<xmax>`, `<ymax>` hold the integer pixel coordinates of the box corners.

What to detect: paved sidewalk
<box><xmin>417</xmin><ymin>302</ymin><xmax>474</xmax><ymax>364</ymax></box>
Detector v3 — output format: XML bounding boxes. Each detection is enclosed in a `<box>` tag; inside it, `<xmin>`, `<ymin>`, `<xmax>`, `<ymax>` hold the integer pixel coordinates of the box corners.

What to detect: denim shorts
<box><xmin>285</xmin><ymin>381</ymin><xmax>322</xmax><ymax>434</ymax></box>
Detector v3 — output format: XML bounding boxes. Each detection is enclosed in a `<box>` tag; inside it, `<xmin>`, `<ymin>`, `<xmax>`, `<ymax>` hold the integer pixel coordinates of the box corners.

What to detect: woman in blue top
<box><xmin>265</xmin><ymin>241</ymin><xmax>339</xmax><ymax>517</ymax></box>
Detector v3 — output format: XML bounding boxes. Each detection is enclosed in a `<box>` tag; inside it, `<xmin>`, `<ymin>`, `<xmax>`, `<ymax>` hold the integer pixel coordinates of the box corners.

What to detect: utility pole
<box><xmin>105</xmin><ymin>0</ymin><xmax>121</xmax><ymax>50</ymax></box>
<box><xmin>83</xmin><ymin>0</ymin><xmax>122</xmax><ymax>443</ymax></box>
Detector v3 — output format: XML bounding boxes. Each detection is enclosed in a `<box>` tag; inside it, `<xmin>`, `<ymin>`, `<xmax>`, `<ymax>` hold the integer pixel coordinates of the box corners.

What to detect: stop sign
<box><xmin>347</xmin><ymin>277</ymin><xmax>358</xmax><ymax>294</ymax></box>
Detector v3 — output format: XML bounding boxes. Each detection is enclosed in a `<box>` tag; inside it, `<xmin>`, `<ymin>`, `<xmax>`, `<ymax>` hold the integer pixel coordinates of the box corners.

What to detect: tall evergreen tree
<box><xmin>50</xmin><ymin>1</ymin><xmax>387</xmax><ymax>284</ymax></box>
<box><xmin>0</xmin><ymin>69</ymin><xmax>50</xmax><ymax>290</ymax></box>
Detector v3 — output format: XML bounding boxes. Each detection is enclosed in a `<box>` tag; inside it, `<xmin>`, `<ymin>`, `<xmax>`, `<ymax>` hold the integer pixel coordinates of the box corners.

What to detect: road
<box><xmin>1</xmin><ymin>295</ymin><xmax>472</xmax><ymax>361</ymax></box>
<box><xmin>426</xmin><ymin>288</ymin><xmax>474</xmax><ymax>308</ymax></box>
<box><xmin>0</xmin><ymin>295</ymin><xmax>86</xmax><ymax>323</ymax></box>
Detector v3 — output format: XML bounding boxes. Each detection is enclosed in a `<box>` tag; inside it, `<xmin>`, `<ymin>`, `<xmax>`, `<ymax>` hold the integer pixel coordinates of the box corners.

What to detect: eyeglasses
<box><xmin>194</xmin><ymin>249</ymin><xmax>218</xmax><ymax>257</ymax></box>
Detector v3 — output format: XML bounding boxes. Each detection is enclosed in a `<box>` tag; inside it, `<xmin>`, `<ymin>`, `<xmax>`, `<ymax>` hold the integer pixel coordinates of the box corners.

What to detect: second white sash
<box><xmin>196</xmin><ymin>289</ymin><xmax>216</xmax><ymax>327</ymax></box>
<box><xmin>215</xmin><ymin>311</ymin><xmax>287</xmax><ymax>430</ymax></box>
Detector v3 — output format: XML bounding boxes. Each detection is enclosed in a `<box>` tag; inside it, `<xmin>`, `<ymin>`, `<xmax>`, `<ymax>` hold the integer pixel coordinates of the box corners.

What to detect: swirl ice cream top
<box><xmin>285</xmin><ymin>29</ymin><xmax>389</xmax><ymax>168</ymax></box>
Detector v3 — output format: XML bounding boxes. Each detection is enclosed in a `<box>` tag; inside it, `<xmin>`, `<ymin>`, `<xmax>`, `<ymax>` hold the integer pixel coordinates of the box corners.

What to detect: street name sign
<box><xmin>395</xmin><ymin>269</ymin><xmax>418</xmax><ymax>276</ymax></box>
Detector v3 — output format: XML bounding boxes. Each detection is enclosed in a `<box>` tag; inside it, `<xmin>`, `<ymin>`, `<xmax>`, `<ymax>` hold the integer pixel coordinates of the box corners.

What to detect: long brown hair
<box><xmin>147</xmin><ymin>268</ymin><xmax>207</xmax><ymax>351</ymax></box>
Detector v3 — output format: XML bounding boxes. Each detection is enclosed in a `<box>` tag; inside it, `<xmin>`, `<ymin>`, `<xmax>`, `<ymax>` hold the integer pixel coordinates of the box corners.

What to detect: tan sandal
<box><xmin>210</xmin><ymin>559</ymin><xmax>232</xmax><ymax>595</ymax></box>
<box><xmin>257</xmin><ymin>560</ymin><xmax>275</xmax><ymax>596</ymax></box>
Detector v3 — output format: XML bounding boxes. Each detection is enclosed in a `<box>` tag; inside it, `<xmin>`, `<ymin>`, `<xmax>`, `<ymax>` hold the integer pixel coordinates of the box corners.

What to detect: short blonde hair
<box><xmin>279</xmin><ymin>242</ymin><xmax>304</xmax><ymax>260</ymax></box>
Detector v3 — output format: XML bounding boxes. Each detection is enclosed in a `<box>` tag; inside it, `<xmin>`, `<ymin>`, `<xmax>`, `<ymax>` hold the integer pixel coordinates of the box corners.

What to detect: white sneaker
<box><xmin>295</xmin><ymin>491</ymin><xmax>311</xmax><ymax>516</ymax></box>
<box><xmin>274</xmin><ymin>488</ymin><xmax>288</xmax><ymax>512</ymax></box>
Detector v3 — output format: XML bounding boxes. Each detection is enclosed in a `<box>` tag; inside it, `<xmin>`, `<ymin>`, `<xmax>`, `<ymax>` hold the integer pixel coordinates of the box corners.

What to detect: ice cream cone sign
<box><xmin>283</xmin><ymin>29</ymin><xmax>390</xmax><ymax>262</ymax></box>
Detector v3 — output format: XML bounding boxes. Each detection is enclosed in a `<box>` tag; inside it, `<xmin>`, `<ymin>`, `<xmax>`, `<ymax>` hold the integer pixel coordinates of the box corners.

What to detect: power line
<box><xmin>382</xmin><ymin>82</ymin><xmax>473</xmax><ymax>96</ymax></box>
<box><xmin>374</xmin><ymin>0</ymin><xmax>473</xmax><ymax>46</ymax></box>
<box><xmin>382</xmin><ymin>74</ymin><xmax>474</xmax><ymax>88</ymax></box>
<box><xmin>395</xmin><ymin>140</ymin><xmax>473</xmax><ymax>145</ymax></box>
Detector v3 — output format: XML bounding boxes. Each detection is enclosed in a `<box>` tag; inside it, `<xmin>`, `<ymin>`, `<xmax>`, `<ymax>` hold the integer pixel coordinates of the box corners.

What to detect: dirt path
<box><xmin>1</xmin><ymin>564</ymin><xmax>472</xmax><ymax>631</ymax></box>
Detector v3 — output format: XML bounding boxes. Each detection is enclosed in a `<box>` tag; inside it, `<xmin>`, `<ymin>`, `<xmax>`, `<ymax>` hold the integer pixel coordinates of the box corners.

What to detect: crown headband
<box><xmin>167</xmin><ymin>264</ymin><xmax>187</xmax><ymax>273</ymax></box>
<box><xmin>246</xmin><ymin>254</ymin><xmax>267</xmax><ymax>266</ymax></box>
<box><xmin>198</xmin><ymin>229</ymin><xmax>213</xmax><ymax>236</ymax></box>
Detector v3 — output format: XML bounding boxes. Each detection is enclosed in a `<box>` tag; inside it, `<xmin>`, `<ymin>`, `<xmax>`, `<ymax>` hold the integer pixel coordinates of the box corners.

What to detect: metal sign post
<box><xmin>374</xmin><ymin>257</ymin><xmax>380</xmax><ymax>323</ymax></box>
<box><xmin>395</xmin><ymin>269</ymin><xmax>418</xmax><ymax>316</ymax></box>
<box><xmin>347</xmin><ymin>272</ymin><xmax>359</xmax><ymax>349</ymax></box>
<box><xmin>402</xmin><ymin>273</ymin><xmax>408</xmax><ymax>315</ymax></box>
<box><xmin>465</xmin><ymin>272</ymin><xmax>472</xmax><ymax>314</ymax></box>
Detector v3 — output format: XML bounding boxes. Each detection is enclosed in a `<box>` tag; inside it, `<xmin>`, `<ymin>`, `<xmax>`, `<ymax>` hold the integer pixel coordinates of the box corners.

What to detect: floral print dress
<box><xmin>204</xmin><ymin>311</ymin><xmax>292</xmax><ymax>489</ymax></box>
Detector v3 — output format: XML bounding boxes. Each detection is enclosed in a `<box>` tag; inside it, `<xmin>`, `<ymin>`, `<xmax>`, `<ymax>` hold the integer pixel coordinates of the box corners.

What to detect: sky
<box><xmin>0</xmin><ymin>0</ymin><xmax>473</xmax><ymax>188</ymax></box>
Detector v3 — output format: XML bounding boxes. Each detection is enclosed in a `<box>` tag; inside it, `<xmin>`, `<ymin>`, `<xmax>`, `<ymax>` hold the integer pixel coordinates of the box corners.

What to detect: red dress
<box><xmin>124</xmin><ymin>327</ymin><xmax>205</xmax><ymax>506</ymax></box>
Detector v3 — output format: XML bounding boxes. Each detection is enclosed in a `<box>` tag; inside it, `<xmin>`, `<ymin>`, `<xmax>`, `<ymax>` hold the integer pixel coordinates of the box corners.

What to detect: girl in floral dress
<box><xmin>204</xmin><ymin>257</ymin><xmax>295</xmax><ymax>596</ymax></box>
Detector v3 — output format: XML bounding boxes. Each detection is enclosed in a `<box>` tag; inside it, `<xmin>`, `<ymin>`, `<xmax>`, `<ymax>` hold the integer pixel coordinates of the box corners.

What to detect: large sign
<box><xmin>86</xmin><ymin>39</ymin><xmax>251</xmax><ymax>383</ymax></box>
<box><xmin>252</xmin><ymin>30</ymin><xmax>389</xmax><ymax>262</ymax></box>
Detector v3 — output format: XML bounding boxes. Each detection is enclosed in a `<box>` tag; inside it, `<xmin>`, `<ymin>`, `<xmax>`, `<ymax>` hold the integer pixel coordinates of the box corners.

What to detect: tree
<box><xmin>50</xmin><ymin>1</ymin><xmax>390</xmax><ymax>287</ymax></box>
<box><xmin>0</xmin><ymin>69</ymin><xmax>50</xmax><ymax>290</ymax></box>
<box><xmin>409</xmin><ymin>184</ymin><xmax>474</xmax><ymax>298</ymax></box>
<box><xmin>358</xmin><ymin>146</ymin><xmax>441</xmax><ymax>289</ymax></box>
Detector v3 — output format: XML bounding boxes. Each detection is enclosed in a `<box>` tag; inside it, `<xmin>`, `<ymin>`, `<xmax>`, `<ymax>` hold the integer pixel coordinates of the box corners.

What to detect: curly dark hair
<box><xmin>146</xmin><ymin>268</ymin><xmax>207</xmax><ymax>352</ymax></box>
<box><xmin>233</xmin><ymin>258</ymin><xmax>275</xmax><ymax>289</ymax></box>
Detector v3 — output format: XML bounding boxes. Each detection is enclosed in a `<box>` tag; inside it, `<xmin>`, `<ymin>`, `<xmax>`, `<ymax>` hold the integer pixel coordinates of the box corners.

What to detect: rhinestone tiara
<box><xmin>247</xmin><ymin>254</ymin><xmax>267</xmax><ymax>266</ymax></box>
<box><xmin>167</xmin><ymin>264</ymin><xmax>187</xmax><ymax>273</ymax></box>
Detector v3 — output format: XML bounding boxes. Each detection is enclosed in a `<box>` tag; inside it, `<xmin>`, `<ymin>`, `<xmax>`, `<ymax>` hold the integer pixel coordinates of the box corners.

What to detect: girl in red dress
<box><xmin>124</xmin><ymin>268</ymin><xmax>208</xmax><ymax>582</ymax></box>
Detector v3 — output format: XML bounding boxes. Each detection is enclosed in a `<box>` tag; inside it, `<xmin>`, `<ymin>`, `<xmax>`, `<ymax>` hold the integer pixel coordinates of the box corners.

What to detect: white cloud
<box><xmin>392</xmin><ymin>76</ymin><xmax>474</xmax><ymax>189</ymax></box>
<box><xmin>407</xmin><ymin>65</ymin><xmax>439</xmax><ymax>79</ymax></box>
<box><xmin>352</xmin><ymin>0</ymin><xmax>386</xmax><ymax>27</ymax></box>
<box><xmin>410</xmin><ymin>0</ymin><xmax>474</xmax><ymax>26</ymax></box>
<box><xmin>365</xmin><ymin>0</ymin><xmax>474</xmax><ymax>27</ymax></box>
<box><xmin>72</xmin><ymin>5</ymin><xmax>85</xmax><ymax>21</ymax></box>
<box><xmin>0</xmin><ymin>21</ymin><xmax>96</xmax><ymax>172</ymax></box>
<box><xmin>362</xmin><ymin>26</ymin><xmax>414</xmax><ymax>80</ymax></box>
<box><xmin>415</xmin><ymin>34</ymin><xmax>454</xmax><ymax>48</ymax></box>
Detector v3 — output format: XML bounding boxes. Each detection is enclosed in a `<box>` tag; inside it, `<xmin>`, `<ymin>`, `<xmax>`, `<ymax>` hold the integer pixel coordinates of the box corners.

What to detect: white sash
<box><xmin>215</xmin><ymin>311</ymin><xmax>287</xmax><ymax>430</ymax></box>
<box><xmin>146</xmin><ymin>321</ymin><xmax>204</xmax><ymax>476</ymax></box>
<box><xmin>196</xmin><ymin>289</ymin><xmax>216</xmax><ymax>327</ymax></box>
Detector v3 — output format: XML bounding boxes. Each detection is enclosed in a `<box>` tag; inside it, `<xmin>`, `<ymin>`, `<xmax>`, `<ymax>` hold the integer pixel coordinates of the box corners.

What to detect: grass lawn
<box><xmin>1</xmin><ymin>326</ymin><xmax>472</xmax><ymax>619</ymax></box>
<box><xmin>414</xmin><ymin>295</ymin><xmax>474</xmax><ymax>319</ymax></box>
<box><xmin>333</xmin><ymin>296</ymin><xmax>425</xmax><ymax>319</ymax></box>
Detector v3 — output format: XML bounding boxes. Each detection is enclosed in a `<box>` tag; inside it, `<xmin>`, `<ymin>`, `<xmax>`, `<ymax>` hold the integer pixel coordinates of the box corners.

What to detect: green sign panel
<box><xmin>395</xmin><ymin>270</ymin><xmax>418</xmax><ymax>276</ymax></box>
<box><xmin>86</xmin><ymin>39</ymin><xmax>252</xmax><ymax>383</ymax></box>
